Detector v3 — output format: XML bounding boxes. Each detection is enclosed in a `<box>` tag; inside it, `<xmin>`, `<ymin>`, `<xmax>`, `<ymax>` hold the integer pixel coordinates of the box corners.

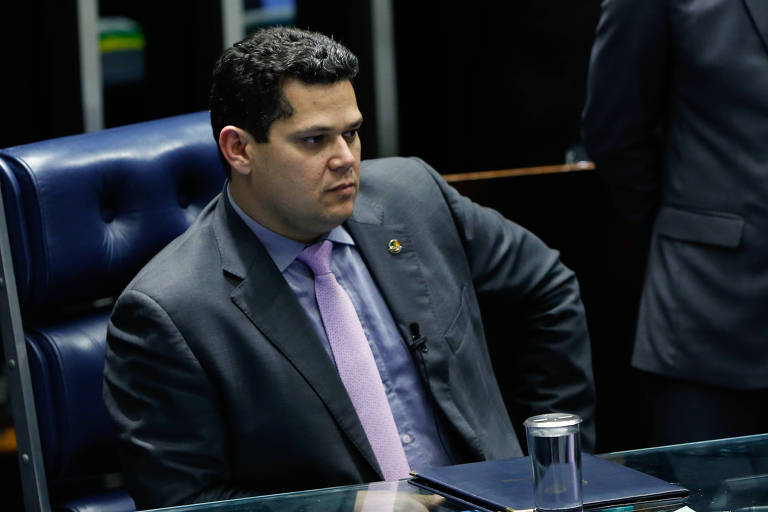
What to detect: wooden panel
<box><xmin>443</xmin><ymin>161</ymin><xmax>594</xmax><ymax>183</ymax></box>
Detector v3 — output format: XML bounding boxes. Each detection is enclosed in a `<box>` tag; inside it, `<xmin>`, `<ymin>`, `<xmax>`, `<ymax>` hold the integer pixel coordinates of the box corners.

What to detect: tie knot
<box><xmin>298</xmin><ymin>239</ymin><xmax>333</xmax><ymax>276</ymax></box>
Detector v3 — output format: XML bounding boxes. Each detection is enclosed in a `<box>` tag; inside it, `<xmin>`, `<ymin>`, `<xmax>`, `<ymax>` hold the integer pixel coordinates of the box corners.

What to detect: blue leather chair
<box><xmin>0</xmin><ymin>112</ymin><xmax>225</xmax><ymax>512</ymax></box>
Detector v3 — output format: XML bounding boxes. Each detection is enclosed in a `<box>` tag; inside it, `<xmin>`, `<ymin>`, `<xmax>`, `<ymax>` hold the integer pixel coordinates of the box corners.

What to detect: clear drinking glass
<box><xmin>524</xmin><ymin>413</ymin><xmax>583</xmax><ymax>512</ymax></box>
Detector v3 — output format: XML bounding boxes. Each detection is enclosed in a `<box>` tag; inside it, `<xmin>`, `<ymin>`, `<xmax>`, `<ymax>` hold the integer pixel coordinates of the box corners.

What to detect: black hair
<box><xmin>209</xmin><ymin>26</ymin><xmax>359</xmax><ymax>174</ymax></box>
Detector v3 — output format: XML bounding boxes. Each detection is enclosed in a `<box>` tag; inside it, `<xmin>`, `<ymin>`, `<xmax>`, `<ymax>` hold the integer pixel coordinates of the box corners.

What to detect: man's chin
<box><xmin>326</xmin><ymin>211</ymin><xmax>354</xmax><ymax>229</ymax></box>
<box><xmin>328</xmin><ymin>200</ymin><xmax>356</xmax><ymax>223</ymax></box>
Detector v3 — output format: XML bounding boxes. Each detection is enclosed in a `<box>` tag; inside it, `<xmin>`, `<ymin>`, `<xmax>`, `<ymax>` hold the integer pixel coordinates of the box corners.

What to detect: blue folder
<box><xmin>409</xmin><ymin>453</ymin><xmax>689</xmax><ymax>512</ymax></box>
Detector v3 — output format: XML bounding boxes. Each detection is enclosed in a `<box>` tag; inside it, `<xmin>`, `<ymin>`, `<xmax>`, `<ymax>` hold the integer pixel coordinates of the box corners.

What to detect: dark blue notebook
<box><xmin>409</xmin><ymin>453</ymin><xmax>688</xmax><ymax>512</ymax></box>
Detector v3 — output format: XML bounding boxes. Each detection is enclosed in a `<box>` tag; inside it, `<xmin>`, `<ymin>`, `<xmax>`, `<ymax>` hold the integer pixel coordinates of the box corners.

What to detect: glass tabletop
<box><xmin>601</xmin><ymin>433</ymin><xmax>768</xmax><ymax>512</ymax></box>
<box><xmin>145</xmin><ymin>480</ymin><xmax>471</xmax><ymax>512</ymax></box>
<box><xmin>146</xmin><ymin>433</ymin><xmax>768</xmax><ymax>512</ymax></box>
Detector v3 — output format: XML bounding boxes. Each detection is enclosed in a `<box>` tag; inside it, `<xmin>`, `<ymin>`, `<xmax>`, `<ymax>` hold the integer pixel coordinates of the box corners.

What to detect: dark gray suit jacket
<box><xmin>103</xmin><ymin>157</ymin><xmax>594</xmax><ymax>509</ymax></box>
<box><xmin>583</xmin><ymin>0</ymin><xmax>768</xmax><ymax>388</ymax></box>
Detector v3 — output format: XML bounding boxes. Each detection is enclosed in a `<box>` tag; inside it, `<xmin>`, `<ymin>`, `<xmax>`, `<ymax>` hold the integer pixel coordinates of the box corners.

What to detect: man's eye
<box><xmin>342</xmin><ymin>130</ymin><xmax>358</xmax><ymax>142</ymax></box>
<box><xmin>302</xmin><ymin>135</ymin><xmax>324</xmax><ymax>145</ymax></box>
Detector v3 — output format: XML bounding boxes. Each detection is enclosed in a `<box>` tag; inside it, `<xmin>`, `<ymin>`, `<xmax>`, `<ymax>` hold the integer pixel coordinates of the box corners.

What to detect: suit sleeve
<box><xmin>417</xmin><ymin>159</ymin><xmax>597</xmax><ymax>452</ymax></box>
<box><xmin>582</xmin><ymin>0</ymin><xmax>668</xmax><ymax>237</ymax></box>
<box><xmin>103</xmin><ymin>290</ymin><xmax>254</xmax><ymax>508</ymax></box>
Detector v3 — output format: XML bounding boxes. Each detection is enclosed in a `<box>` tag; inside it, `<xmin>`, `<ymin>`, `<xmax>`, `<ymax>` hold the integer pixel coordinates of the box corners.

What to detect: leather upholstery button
<box><xmin>101</xmin><ymin>207</ymin><xmax>115</xmax><ymax>223</ymax></box>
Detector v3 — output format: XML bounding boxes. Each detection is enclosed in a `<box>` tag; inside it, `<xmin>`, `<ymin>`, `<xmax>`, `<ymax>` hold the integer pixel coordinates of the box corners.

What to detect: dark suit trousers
<box><xmin>645</xmin><ymin>372</ymin><xmax>768</xmax><ymax>446</ymax></box>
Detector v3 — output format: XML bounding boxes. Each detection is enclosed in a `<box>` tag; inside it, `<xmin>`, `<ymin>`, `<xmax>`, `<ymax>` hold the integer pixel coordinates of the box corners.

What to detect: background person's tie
<box><xmin>298</xmin><ymin>239</ymin><xmax>411</xmax><ymax>480</ymax></box>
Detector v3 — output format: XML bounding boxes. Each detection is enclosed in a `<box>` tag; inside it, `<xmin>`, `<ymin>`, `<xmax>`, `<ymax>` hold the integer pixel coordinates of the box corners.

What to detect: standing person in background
<box><xmin>583</xmin><ymin>0</ymin><xmax>768</xmax><ymax>445</ymax></box>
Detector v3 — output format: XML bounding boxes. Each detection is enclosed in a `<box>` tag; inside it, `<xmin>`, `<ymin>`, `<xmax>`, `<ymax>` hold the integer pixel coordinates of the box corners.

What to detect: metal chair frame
<box><xmin>0</xmin><ymin>185</ymin><xmax>51</xmax><ymax>512</ymax></box>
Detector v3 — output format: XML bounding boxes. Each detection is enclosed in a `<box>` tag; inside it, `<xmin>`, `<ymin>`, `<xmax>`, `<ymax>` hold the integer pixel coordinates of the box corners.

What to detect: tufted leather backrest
<box><xmin>0</xmin><ymin>111</ymin><xmax>225</xmax><ymax>512</ymax></box>
<box><xmin>25</xmin><ymin>312</ymin><xmax>116</xmax><ymax>479</ymax></box>
<box><xmin>0</xmin><ymin>111</ymin><xmax>223</xmax><ymax>313</ymax></box>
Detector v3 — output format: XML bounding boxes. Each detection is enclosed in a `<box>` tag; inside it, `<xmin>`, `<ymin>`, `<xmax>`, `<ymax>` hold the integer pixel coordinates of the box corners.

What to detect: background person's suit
<box><xmin>583</xmin><ymin>0</ymin><xmax>768</xmax><ymax>440</ymax></box>
<box><xmin>103</xmin><ymin>157</ymin><xmax>595</xmax><ymax>509</ymax></box>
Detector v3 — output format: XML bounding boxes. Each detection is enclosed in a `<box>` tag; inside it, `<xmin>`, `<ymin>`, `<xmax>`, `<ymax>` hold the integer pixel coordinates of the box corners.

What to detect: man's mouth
<box><xmin>329</xmin><ymin>181</ymin><xmax>355</xmax><ymax>192</ymax></box>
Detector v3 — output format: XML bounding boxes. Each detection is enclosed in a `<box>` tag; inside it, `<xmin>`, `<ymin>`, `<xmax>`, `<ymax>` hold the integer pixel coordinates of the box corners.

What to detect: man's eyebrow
<box><xmin>294</xmin><ymin>118</ymin><xmax>364</xmax><ymax>135</ymax></box>
<box><xmin>348</xmin><ymin>117</ymin><xmax>364</xmax><ymax>129</ymax></box>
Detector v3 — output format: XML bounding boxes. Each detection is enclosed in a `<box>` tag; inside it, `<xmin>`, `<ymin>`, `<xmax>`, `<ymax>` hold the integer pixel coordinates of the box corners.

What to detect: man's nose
<box><xmin>328</xmin><ymin>136</ymin><xmax>357</xmax><ymax>171</ymax></box>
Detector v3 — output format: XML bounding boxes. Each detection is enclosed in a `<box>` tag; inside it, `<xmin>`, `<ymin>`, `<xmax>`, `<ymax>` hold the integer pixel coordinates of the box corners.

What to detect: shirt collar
<box><xmin>226</xmin><ymin>184</ymin><xmax>354</xmax><ymax>272</ymax></box>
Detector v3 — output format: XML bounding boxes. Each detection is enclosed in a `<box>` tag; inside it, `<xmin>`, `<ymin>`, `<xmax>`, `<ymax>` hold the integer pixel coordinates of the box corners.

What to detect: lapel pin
<box><xmin>388</xmin><ymin>239</ymin><xmax>403</xmax><ymax>254</ymax></box>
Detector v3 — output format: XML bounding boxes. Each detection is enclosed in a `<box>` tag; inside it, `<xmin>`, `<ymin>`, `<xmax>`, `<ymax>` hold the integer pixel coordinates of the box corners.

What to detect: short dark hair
<box><xmin>209</xmin><ymin>27</ymin><xmax>359</xmax><ymax>173</ymax></box>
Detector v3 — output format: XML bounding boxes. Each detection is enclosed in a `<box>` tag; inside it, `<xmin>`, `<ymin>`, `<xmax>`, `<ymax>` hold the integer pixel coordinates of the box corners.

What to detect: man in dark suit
<box><xmin>104</xmin><ymin>27</ymin><xmax>595</xmax><ymax>509</ymax></box>
<box><xmin>582</xmin><ymin>0</ymin><xmax>768</xmax><ymax>445</ymax></box>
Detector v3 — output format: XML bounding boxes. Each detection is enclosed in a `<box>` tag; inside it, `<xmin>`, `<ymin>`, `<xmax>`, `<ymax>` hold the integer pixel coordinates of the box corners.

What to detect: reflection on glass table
<box><xmin>601</xmin><ymin>433</ymin><xmax>768</xmax><ymax>512</ymax></box>
<box><xmin>146</xmin><ymin>433</ymin><xmax>768</xmax><ymax>512</ymax></box>
<box><xmin>146</xmin><ymin>480</ymin><xmax>460</xmax><ymax>512</ymax></box>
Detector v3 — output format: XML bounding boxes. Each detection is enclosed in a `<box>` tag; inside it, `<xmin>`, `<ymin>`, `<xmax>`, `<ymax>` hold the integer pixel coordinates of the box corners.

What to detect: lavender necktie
<box><xmin>298</xmin><ymin>239</ymin><xmax>411</xmax><ymax>480</ymax></box>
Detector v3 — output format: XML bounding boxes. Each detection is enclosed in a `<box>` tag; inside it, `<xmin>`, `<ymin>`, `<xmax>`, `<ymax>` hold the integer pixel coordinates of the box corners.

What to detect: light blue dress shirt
<box><xmin>227</xmin><ymin>187</ymin><xmax>452</xmax><ymax>469</ymax></box>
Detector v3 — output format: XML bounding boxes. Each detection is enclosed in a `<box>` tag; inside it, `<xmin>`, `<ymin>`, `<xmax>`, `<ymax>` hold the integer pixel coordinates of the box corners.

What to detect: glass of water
<box><xmin>524</xmin><ymin>413</ymin><xmax>583</xmax><ymax>512</ymax></box>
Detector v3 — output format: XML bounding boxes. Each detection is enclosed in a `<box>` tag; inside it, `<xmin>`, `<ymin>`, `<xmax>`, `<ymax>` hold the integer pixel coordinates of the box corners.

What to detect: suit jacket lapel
<box><xmin>345</xmin><ymin>201</ymin><xmax>437</xmax><ymax>345</ymax></box>
<box><xmin>211</xmin><ymin>193</ymin><xmax>382</xmax><ymax>476</ymax></box>
<box><xmin>744</xmin><ymin>0</ymin><xmax>768</xmax><ymax>55</ymax></box>
<box><xmin>346</xmin><ymin>194</ymin><xmax>484</xmax><ymax>458</ymax></box>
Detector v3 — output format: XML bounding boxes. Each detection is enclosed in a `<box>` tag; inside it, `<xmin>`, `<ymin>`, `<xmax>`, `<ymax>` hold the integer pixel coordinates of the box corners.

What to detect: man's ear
<box><xmin>219</xmin><ymin>126</ymin><xmax>255</xmax><ymax>176</ymax></box>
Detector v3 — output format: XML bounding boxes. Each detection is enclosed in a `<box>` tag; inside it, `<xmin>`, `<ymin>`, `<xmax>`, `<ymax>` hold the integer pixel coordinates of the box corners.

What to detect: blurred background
<box><xmin>0</xmin><ymin>0</ymin><xmax>653</xmax><ymax>507</ymax></box>
<box><xmin>0</xmin><ymin>0</ymin><xmax>601</xmax><ymax>167</ymax></box>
